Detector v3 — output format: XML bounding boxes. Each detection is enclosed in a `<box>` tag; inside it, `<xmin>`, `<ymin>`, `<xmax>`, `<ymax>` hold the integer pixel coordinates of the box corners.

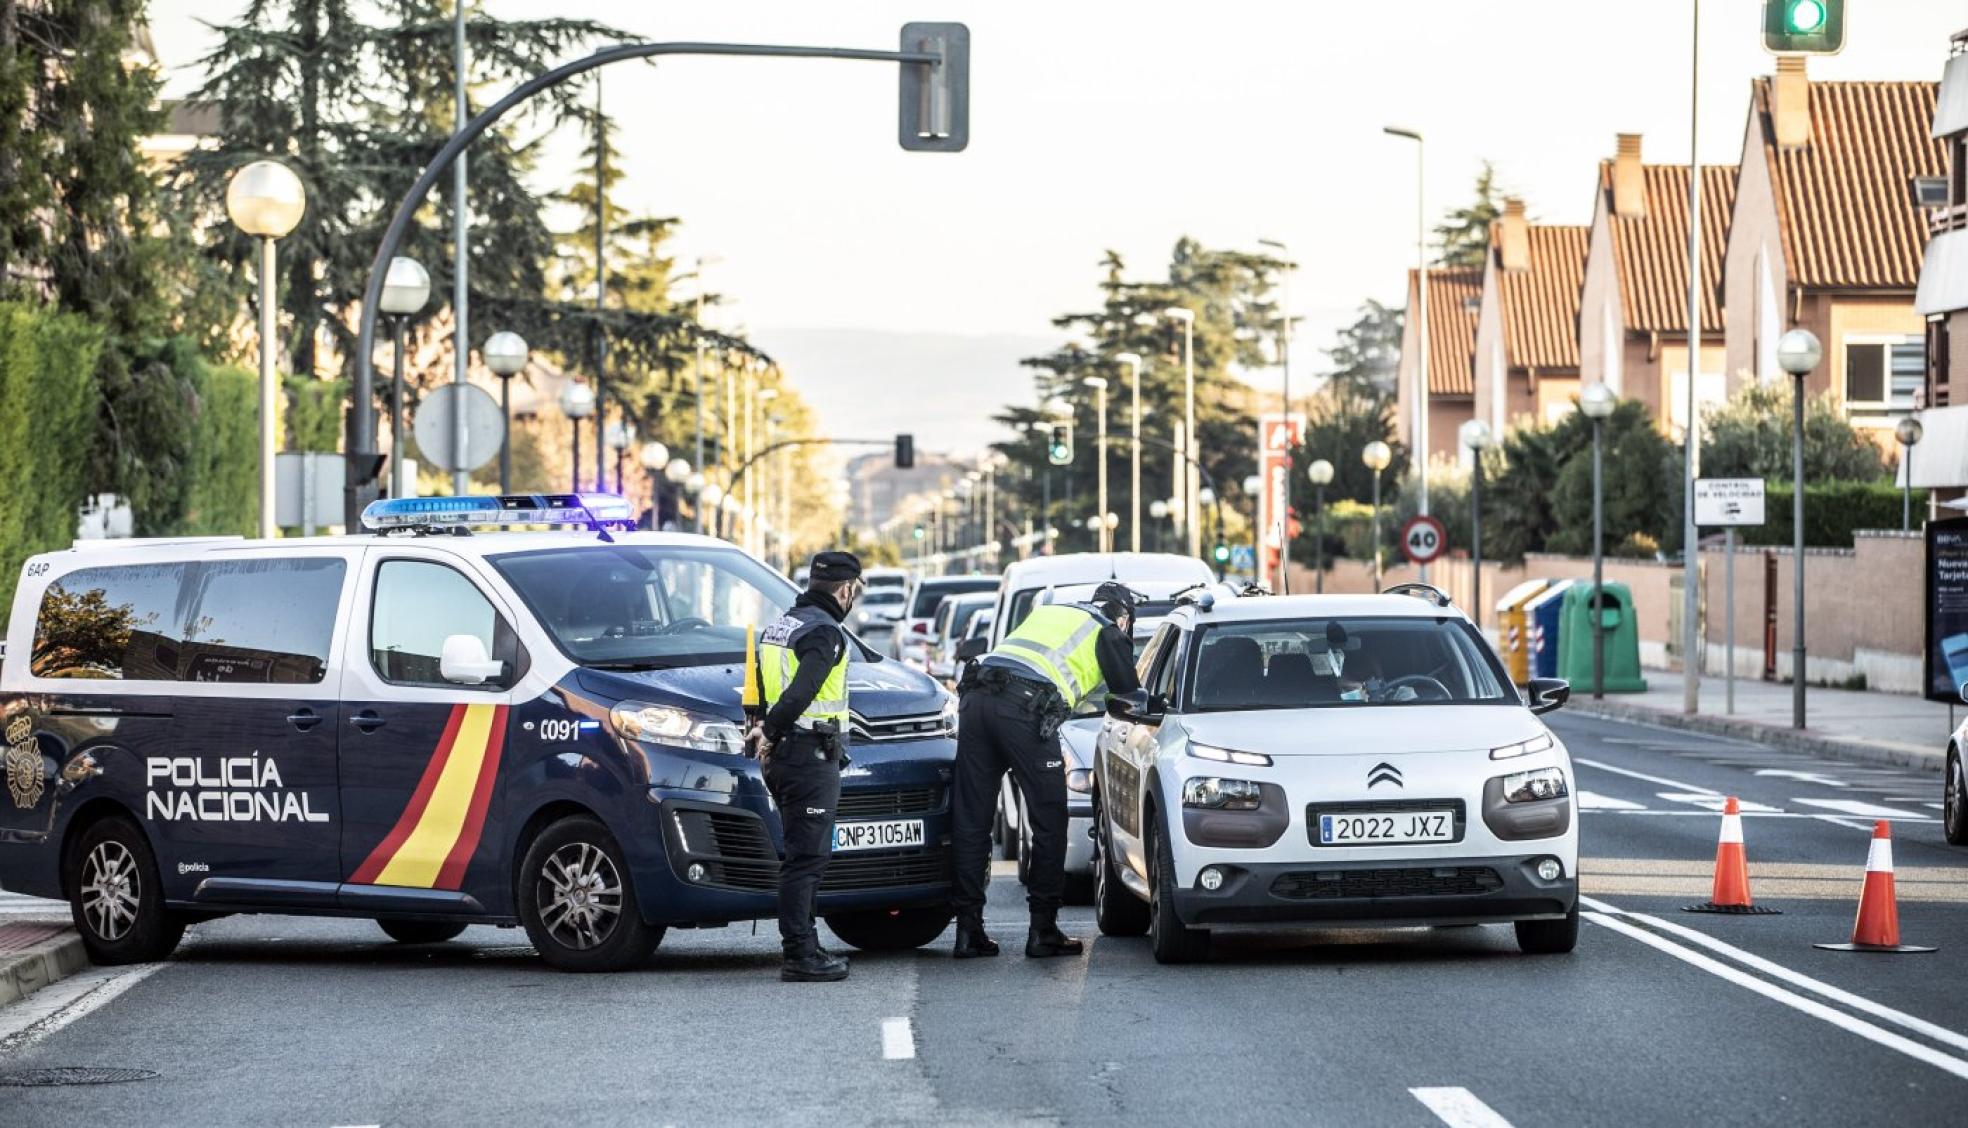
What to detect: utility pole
<box><xmin>450</xmin><ymin>1</ymin><xmax>469</xmax><ymax>495</ymax></box>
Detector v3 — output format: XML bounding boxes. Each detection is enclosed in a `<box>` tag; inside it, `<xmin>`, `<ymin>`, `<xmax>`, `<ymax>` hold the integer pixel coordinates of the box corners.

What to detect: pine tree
<box><xmin>1433</xmin><ymin>161</ymin><xmax>1505</xmax><ymax>268</ymax></box>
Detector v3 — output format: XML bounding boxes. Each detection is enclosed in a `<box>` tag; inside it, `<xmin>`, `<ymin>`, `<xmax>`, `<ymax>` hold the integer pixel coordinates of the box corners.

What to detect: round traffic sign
<box><xmin>413</xmin><ymin>382</ymin><xmax>506</xmax><ymax>473</ymax></box>
<box><xmin>1399</xmin><ymin>514</ymin><xmax>1447</xmax><ymax>565</ymax></box>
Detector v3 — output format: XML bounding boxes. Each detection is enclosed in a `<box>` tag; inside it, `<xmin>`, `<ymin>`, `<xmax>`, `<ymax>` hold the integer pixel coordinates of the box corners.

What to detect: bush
<box><xmin>1704</xmin><ymin>382</ymin><xmax>1886</xmax><ymax>482</ymax></box>
<box><xmin>0</xmin><ymin>303</ymin><xmax>104</xmax><ymax>610</ymax></box>
<box><xmin>173</xmin><ymin>362</ymin><xmax>258</xmax><ymax>536</ymax></box>
<box><xmin>1736</xmin><ymin>481</ymin><xmax>1925</xmax><ymax>548</ymax></box>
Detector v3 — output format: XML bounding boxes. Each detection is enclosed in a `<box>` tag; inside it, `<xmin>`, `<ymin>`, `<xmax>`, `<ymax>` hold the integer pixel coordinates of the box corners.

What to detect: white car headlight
<box><xmin>609</xmin><ymin>701</ymin><xmax>744</xmax><ymax>755</ymax></box>
<box><xmin>1182</xmin><ymin>776</ymin><xmax>1262</xmax><ymax>810</ymax></box>
<box><xmin>1190</xmin><ymin>742</ymin><xmax>1273</xmax><ymax>767</ymax></box>
<box><xmin>1490</xmin><ymin>732</ymin><xmax>1555</xmax><ymax>761</ymax></box>
<box><xmin>1500</xmin><ymin>766</ymin><xmax>1569</xmax><ymax>804</ymax></box>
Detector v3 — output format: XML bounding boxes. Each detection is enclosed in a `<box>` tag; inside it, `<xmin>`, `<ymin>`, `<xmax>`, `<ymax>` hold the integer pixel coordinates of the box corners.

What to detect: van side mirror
<box><xmin>1526</xmin><ymin>677</ymin><xmax>1570</xmax><ymax>715</ymax></box>
<box><xmin>440</xmin><ymin>634</ymin><xmax>505</xmax><ymax>686</ymax></box>
<box><xmin>1107</xmin><ymin>689</ymin><xmax>1164</xmax><ymax>725</ymax></box>
<box><xmin>955</xmin><ymin>636</ymin><xmax>988</xmax><ymax>661</ymax></box>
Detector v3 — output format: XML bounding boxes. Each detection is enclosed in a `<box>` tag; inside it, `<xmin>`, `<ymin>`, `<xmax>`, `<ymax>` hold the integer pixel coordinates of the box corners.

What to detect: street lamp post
<box><xmin>1308</xmin><ymin>459</ymin><xmax>1334</xmax><ymax>594</ymax></box>
<box><xmin>483</xmin><ymin>331</ymin><xmax>528</xmax><ymax>493</ymax></box>
<box><xmin>559</xmin><ymin>380</ymin><xmax>596</xmax><ymax>493</ymax></box>
<box><xmin>1580</xmin><ymin>384</ymin><xmax>1617</xmax><ymax>698</ymax></box>
<box><xmin>606</xmin><ymin>420</ymin><xmax>633</xmax><ymax>495</ymax></box>
<box><xmin>378</xmin><ymin>256</ymin><xmax>431</xmax><ymax>500</ymax></box>
<box><xmin>1083</xmin><ymin>376</ymin><xmax>1109</xmax><ymax>552</ymax></box>
<box><xmin>225</xmin><ymin>159</ymin><xmax>307</xmax><ymax>537</ymax></box>
<box><xmin>639</xmin><ymin>441</ymin><xmax>669</xmax><ymax>527</ymax></box>
<box><xmin>1460</xmin><ymin>420</ymin><xmax>1494</xmax><ymax>628</ymax></box>
<box><xmin>1243</xmin><ymin>474</ymin><xmax>1263</xmax><ymax>576</ymax></box>
<box><xmin>1116</xmin><ymin>352</ymin><xmax>1143</xmax><ymax>553</ymax></box>
<box><xmin>1259</xmin><ymin>238</ymin><xmax>1295</xmax><ymax>585</ymax></box>
<box><xmin>1162</xmin><ymin>307</ymin><xmax>1198</xmax><ymax>558</ymax></box>
<box><xmin>1778</xmin><ymin>329</ymin><xmax>1822</xmax><ymax>730</ymax></box>
<box><xmin>1149</xmin><ymin>499</ymin><xmax>1169</xmax><ymax>553</ymax></box>
<box><xmin>1384</xmin><ymin>126</ymin><xmax>1428</xmax><ymax>543</ymax></box>
<box><xmin>1897</xmin><ymin>416</ymin><xmax>1924</xmax><ymax>532</ymax></box>
<box><xmin>1363</xmin><ymin>442</ymin><xmax>1391</xmax><ymax>589</ymax></box>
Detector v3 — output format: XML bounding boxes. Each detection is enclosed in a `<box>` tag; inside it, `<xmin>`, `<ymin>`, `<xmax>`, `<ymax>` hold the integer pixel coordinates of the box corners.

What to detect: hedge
<box><xmin>1733</xmin><ymin>481</ymin><xmax>1926</xmax><ymax>548</ymax></box>
<box><xmin>0</xmin><ymin>303</ymin><xmax>103</xmax><ymax>611</ymax></box>
<box><xmin>174</xmin><ymin>361</ymin><xmax>258</xmax><ymax>536</ymax></box>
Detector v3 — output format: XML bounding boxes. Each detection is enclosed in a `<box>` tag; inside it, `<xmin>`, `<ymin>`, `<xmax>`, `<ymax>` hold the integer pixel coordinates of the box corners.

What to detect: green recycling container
<box><xmin>1555</xmin><ymin>581</ymin><xmax>1648</xmax><ymax>694</ymax></box>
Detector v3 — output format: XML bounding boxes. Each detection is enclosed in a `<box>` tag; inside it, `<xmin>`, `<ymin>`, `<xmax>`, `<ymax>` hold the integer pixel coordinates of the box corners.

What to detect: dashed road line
<box><xmin>1409</xmin><ymin>1086</ymin><xmax>1515</xmax><ymax>1128</ymax></box>
<box><xmin>1574</xmin><ymin>758</ymin><xmax>1720</xmax><ymax>794</ymax></box>
<box><xmin>1583</xmin><ymin>904</ymin><xmax>1968</xmax><ymax>1082</ymax></box>
<box><xmin>881</xmin><ymin>1016</ymin><xmax>915</xmax><ymax>1060</ymax></box>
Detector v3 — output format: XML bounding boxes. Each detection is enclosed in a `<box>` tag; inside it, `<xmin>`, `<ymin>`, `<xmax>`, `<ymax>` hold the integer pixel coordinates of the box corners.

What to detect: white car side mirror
<box><xmin>440</xmin><ymin>633</ymin><xmax>505</xmax><ymax>686</ymax></box>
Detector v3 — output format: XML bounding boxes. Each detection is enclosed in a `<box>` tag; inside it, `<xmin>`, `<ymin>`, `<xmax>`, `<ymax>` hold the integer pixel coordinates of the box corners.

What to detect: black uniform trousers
<box><xmin>763</xmin><ymin>731</ymin><xmax>843</xmax><ymax>958</ymax></box>
<box><xmin>951</xmin><ymin>677</ymin><xmax>1069</xmax><ymax>916</ymax></box>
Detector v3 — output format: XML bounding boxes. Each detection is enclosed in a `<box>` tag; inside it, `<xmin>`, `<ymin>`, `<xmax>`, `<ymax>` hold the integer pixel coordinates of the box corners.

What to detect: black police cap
<box><xmin>1091</xmin><ymin>581</ymin><xmax>1141</xmax><ymax>610</ymax></box>
<box><xmin>808</xmin><ymin>551</ymin><xmax>863</xmax><ymax>583</ymax></box>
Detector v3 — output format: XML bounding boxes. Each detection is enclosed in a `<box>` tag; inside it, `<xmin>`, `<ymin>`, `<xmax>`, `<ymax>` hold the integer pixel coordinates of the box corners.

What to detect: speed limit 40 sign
<box><xmin>1399</xmin><ymin>514</ymin><xmax>1447</xmax><ymax>565</ymax></box>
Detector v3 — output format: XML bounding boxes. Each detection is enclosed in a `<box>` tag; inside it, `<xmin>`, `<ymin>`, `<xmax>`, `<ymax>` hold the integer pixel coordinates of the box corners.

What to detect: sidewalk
<box><xmin>1565</xmin><ymin>670</ymin><xmax>1957</xmax><ymax>772</ymax></box>
<box><xmin>0</xmin><ymin>918</ymin><xmax>86</xmax><ymax>1008</ymax></box>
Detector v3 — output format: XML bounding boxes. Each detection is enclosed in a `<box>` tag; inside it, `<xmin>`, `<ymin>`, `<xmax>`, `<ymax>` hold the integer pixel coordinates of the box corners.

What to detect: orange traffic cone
<box><xmin>1685</xmin><ymin>797</ymin><xmax>1779</xmax><ymax>915</ymax></box>
<box><xmin>1815</xmin><ymin>821</ymin><xmax>1937</xmax><ymax>954</ymax></box>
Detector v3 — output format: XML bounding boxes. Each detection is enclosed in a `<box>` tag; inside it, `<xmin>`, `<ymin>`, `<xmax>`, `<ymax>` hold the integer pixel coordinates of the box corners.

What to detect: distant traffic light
<box><xmin>895</xmin><ymin>433</ymin><xmax>915</xmax><ymax>469</ymax></box>
<box><xmin>1763</xmin><ymin>0</ymin><xmax>1844</xmax><ymax>54</ymax></box>
<box><xmin>1212</xmin><ymin>542</ymin><xmax>1230</xmax><ymax>564</ymax></box>
<box><xmin>912</xmin><ymin>524</ymin><xmax>925</xmax><ymax>541</ymax></box>
<box><xmin>1047</xmin><ymin>423</ymin><xmax>1074</xmax><ymax>467</ymax></box>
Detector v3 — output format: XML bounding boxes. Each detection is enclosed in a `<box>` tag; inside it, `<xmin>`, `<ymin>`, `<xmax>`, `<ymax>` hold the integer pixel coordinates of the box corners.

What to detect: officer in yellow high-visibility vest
<box><xmin>754</xmin><ymin>551</ymin><xmax>864</xmax><ymax>983</ymax></box>
<box><xmin>950</xmin><ymin>582</ymin><xmax>1141</xmax><ymax>959</ymax></box>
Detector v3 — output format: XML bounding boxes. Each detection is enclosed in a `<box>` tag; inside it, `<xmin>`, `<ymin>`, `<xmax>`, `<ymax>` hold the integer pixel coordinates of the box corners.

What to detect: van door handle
<box><xmin>350</xmin><ymin>710</ymin><xmax>386</xmax><ymax>733</ymax></box>
<box><xmin>286</xmin><ymin>708</ymin><xmax>322</xmax><ymax>731</ymax></box>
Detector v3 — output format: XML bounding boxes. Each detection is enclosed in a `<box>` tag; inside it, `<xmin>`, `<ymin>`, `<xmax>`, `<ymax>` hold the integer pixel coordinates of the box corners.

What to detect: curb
<box><xmin>1566</xmin><ymin>698</ymin><xmax>1945</xmax><ymax>773</ymax></box>
<box><xmin>0</xmin><ymin>929</ymin><xmax>89</xmax><ymax>1009</ymax></box>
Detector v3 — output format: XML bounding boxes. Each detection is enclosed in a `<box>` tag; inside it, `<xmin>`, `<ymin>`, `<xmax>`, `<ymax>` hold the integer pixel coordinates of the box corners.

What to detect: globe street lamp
<box><xmin>1777</xmin><ymin>328</ymin><xmax>1823</xmax><ymax>730</ymax></box>
<box><xmin>483</xmin><ymin>331</ymin><xmax>528</xmax><ymax>493</ymax></box>
<box><xmin>1115</xmin><ymin>351</ymin><xmax>1144</xmax><ymax>553</ymax></box>
<box><xmin>1149</xmin><ymin>498</ymin><xmax>1170</xmax><ymax>553</ymax></box>
<box><xmin>378</xmin><ymin>256</ymin><xmax>431</xmax><ymax>500</ymax></box>
<box><xmin>558</xmin><ymin>379</ymin><xmax>596</xmax><ymax>493</ymax></box>
<box><xmin>225</xmin><ymin>159</ymin><xmax>306</xmax><ymax>537</ymax></box>
<box><xmin>1896</xmin><ymin>416</ymin><xmax>1924</xmax><ymax>532</ymax></box>
<box><xmin>1308</xmin><ymin>458</ymin><xmax>1335</xmax><ymax>593</ymax></box>
<box><xmin>1362</xmin><ymin>441</ymin><xmax>1392</xmax><ymax>588</ymax></box>
<box><xmin>1459</xmin><ymin>420</ymin><xmax>1495</xmax><ymax>627</ymax></box>
<box><xmin>1579</xmin><ymin>383</ymin><xmax>1618</xmax><ymax>698</ymax></box>
<box><xmin>1082</xmin><ymin>376</ymin><xmax>1110</xmax><ymax>552</ymax></box>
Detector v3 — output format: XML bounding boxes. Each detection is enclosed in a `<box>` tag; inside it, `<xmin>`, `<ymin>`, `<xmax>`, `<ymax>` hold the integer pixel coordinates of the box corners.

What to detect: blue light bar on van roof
<box><xmin>359</xmin><ymin>493</ymin><xmax>635</xmax><ymax>531</ymax></box>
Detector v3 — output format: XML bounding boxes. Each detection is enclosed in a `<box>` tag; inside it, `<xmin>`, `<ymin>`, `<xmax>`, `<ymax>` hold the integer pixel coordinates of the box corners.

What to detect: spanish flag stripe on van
<box><xmin>350</xmin><ymin>703</ymin><xmax>505</xmax><ymax>890</ymax></box>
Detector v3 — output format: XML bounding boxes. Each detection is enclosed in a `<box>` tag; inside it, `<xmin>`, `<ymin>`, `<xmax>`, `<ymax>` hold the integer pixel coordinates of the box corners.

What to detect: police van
<box><xmin>0</xmin><ymin>495</ymin><xmax>959</xmax><ymax>972</ymax></box>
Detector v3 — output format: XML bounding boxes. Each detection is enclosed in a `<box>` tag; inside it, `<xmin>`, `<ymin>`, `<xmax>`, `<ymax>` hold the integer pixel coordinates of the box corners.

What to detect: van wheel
<box><xmin>378</xmin><ymin>920</ymin><xmax>469</xmax><ymax>945</ymax></box>
<box><xmin>1148</xmin><ymin>809</ymin><xmax>1210</xmax><ymax>964</ymax></box>
<box><xmin>824</xmin><ymin>908</ymin><xmax>954</xmax><ymax>951</ymax></box>
<box><xmin>518</xmin><ymin>816</ymin><xmax>663</xmax><ymax>972</ymax></box>
<box><xmin>1945</xmin><ymin>748</ymin><xmax>1968</xmax><ymax>847</ymax></box>
<box><xmin>65</xmin><ymin>816</ymin><xmax>183</xmax><ymax>965</ymax></box>
<box><xmin>1093</xmin><ymin>802</ymin><xmax>1149</xmax><ymax>937</ymax></box>
<box><xmin>1515</xmin><ymin>907</ymin><xmax>1580</xmax><ymax>955</ymax></box>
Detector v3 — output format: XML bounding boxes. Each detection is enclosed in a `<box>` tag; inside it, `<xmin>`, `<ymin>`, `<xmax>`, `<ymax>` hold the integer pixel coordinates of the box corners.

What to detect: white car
<box><xmin>1945</xmin><ymin>697</ymin><xmax>1967</xmax><ymax>846</ymax></box>
<box><xmin>891</xmin><ymin>575</ymin><xmax>1001</xmax><ymax>664</ymax></box>
<box><xmin>1091</xmin><ymin>586</ymin><xmax>1578</xmax><ymax>963</ymax></box>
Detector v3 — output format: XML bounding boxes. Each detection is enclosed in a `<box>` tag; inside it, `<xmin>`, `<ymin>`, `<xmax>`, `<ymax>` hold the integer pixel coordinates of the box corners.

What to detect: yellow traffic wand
<box><xmin>740</xmin><ymin>624</ymin><xmax>761</xmax><ymax>715</ymax></box>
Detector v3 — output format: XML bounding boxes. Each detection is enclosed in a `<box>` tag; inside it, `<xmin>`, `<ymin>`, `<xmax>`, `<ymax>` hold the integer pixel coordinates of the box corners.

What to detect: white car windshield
<box><xmin>1184</xmin><ymin>617</ymin><xmax>1513</xmax><ymax>712</ymax></box>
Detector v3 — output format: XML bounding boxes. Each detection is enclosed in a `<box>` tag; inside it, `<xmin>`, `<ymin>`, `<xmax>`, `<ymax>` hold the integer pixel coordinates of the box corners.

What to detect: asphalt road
<box><xmin>2</xmin><ymin>712</ymin><xmax>1964</xmax><ymax>1127</ymax></box>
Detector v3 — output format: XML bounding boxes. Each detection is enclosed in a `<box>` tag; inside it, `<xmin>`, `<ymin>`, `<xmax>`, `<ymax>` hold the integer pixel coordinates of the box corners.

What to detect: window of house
<box><xmin>1844</xmin><ymin>336</ymin><xmax>1925</xmax><ymax>410</ymax></box>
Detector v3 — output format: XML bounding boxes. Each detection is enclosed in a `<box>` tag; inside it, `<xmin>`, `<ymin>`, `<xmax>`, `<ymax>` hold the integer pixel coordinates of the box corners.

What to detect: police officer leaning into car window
<box><xmin>950</xmin><ymin>581</ymin><xmax>1141</xmax><ymax>959</ymax></box>
<box><xmin>753</xmin><ymin>551</ymin><xmax>865</xmax><ymax>983</ymax></box>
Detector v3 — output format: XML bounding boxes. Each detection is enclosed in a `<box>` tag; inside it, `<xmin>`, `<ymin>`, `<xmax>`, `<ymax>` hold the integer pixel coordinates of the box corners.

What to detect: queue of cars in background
<box><xmin>891</xmin><ymin>574</ymin><xmax>1001</xmax><ymax>670</ymax></box>
<box><xmin>983</xmin><ymin>553</ymin><xmax>1217</xmax><ymax>902</ymax></box>
<box><xmin>925</xmin><ymin>592</ymin><xmax>997</xmax><ymax>684</ymax></box>
<box><xmin>1090</xmin><ymin>584</ymin><xmax>1580</xmax><ymax>963</ymax></box>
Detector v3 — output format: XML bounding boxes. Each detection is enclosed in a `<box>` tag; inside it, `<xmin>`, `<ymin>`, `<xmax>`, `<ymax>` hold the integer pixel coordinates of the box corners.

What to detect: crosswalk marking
<box><xmin>1410</xmin><ymin>1087</ymin><xmax>1515</xmax><ymax>1128</ymax></box>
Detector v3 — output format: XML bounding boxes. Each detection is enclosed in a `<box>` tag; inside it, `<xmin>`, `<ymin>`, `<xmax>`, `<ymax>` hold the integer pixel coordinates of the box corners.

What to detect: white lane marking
<box><xmin>1577</xmin><ymin>790</ymin><xmax>1647</xmax><ymax>812</ymax></box>
<box><xmin>1574</xmin><ymin>758</ymin><xmax>1720</xmax><ymax>795</ymax></box>
<box><xmin>1754</xmin><ymin>769</ymin><xmax>1848</xmax><ymax>788</ymax></box>
<box><xmin>1582</xmin><ymin>896</ymin><xmax>1968</xmax><ymax>1055</ymax></box>
<box><xmin>0</xmin><ymin>962</ymin><xmax>167</xmax><ymax>1053</ymax></box>
<box><xmin>1814</xmin><ymin>815</ymin><xmax>1880</xmax><ymax>832</ymax></box>
<box><xmin>1793</xmin><ymin>798</ymin><xmax>1927</xmax><ymax>820</ymax></box>
<box><xmin>1409</xmin><ymin>1086</ymin><xmax>1515</xmax><ymax>1128</ymax></box>
<box><xmin>1656</xmin><ymin>792</ymin><xmax>1783</xmax><ymax>813</ymax></box>
<box><xmin>881</xmin><ymin>1016</ymin><xmax>915</xmax><ymax>1060</ymax></box>
<box><xmin>1583</xmin><ymin>912</ymin><xmax>1968</xmax><ymax>1082</ymax></box>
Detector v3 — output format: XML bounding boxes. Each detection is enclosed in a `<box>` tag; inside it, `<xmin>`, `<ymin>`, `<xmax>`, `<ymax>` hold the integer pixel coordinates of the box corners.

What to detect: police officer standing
<box><xmin>753</xmin><ymin>551</ymin><xmax>865</xmax><ymax>983</ymax></box>
<box><xmin>949</xmin><ymin>582</ymin><xmax>1141</xmax><ymax>959</ymax></box>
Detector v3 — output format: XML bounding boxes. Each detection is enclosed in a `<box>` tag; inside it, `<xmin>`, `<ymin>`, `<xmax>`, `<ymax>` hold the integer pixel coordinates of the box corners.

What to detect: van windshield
<box><xmin>491</xmin><ymin>545</ymin><xmax>796</xmax><ymax>670</ymax></box>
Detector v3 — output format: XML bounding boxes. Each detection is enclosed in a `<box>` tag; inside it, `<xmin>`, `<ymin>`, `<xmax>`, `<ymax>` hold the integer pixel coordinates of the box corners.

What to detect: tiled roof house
<box><xmin>1393</xmin><ymin>265</ymin><xmax>1482</xmax><ymax>463</ymax></box>
<box><xmin>1472</xmin><ymin>199</ymin><xmax>1588</xmax><ymax>433</ymax></box>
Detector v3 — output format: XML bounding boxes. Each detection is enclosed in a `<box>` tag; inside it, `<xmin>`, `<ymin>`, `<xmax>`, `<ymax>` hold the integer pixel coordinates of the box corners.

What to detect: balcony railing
<box><xmin>1929</xmin><ymin>202</ymin><xmax>1968</xmax><ymax>236</ymax></box>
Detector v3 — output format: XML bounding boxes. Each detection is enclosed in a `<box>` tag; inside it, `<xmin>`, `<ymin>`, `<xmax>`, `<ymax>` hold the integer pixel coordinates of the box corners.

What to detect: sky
<box><xmin>146</xmin><ymin>1</ymin><xmax>1964</xmax><ymax>453</ymax></box>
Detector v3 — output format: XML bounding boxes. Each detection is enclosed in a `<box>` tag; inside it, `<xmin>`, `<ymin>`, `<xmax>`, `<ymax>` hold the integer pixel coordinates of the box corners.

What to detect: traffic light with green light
<box><xmin>1047</xmin><ymin>423</ymin><xmax>1074</xmax><ymax>466</ymax></box>
<box><xmin>1762</xmin><ymin>0</ymin><xmax>1844</xmax><ymax>55</ymax></box>
<box><xmin>1212</xmin><ymin>542</ymin><xmax>1230</xmax><ymax>564</ymax></box>
<box><xmin>912</xmin><ymin>524</ymin><xmax>925</xmax><ymax>541</ymax></box>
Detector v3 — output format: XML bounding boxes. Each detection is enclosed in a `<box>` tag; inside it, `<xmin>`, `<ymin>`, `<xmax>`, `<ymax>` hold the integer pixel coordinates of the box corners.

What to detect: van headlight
<box><xmin>1500</xmin><ymin>766</ymin><xmax>1569</xmax><ymax>803</ymax></box>
<box><xmin>609</xmin><ymin>701</ymin><xmax>744</xmax><ymax>755</ymax></box>
<box><xmin>1490</xmin><ymin>732</ymin><xmax>1555</xmax><ymax>760</ymax></box>
<box><xmin>1182</xmin><ymin>777</ymin><xmax>1262</xmax><ymax>811</ymax></box>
